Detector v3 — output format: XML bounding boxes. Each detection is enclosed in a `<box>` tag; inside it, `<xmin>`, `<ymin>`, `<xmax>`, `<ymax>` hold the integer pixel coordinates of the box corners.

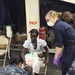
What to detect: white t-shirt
<box><xmin>23</xmin><ymin>38</ymin><xmax>47</xmax><ymax>53</ymax></box>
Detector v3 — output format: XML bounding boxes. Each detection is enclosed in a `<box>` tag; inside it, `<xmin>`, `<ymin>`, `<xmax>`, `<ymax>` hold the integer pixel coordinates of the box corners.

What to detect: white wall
<box><xmin>25</xmin><ymin>0</ymin><xmax>40</xmax><ymax>39</ymax></box>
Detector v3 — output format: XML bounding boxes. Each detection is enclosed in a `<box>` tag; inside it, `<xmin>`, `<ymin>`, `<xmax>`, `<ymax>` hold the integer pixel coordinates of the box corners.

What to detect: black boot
<box><xmin>34</xmin><ymin>73</ymin><xmax>39</xmax><ymax>75</ymax></box>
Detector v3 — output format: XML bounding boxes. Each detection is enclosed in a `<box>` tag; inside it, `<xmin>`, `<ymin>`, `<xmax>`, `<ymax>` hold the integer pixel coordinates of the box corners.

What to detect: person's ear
<box><xmin>18</xmin><ymin>62</ymin><xmax>23</xmax><ymax>68</ymax></box>
<box><xmin>54</xmin><ymin>16</ymin><xmax>57</xmax><ymax>19</ymax></box>
<box><xmin>52</xmin><ymin>16</ymin><xmax>56</xmax><ymax>21</ymax></box>
<box><xmin>20</xmin><ymin>62</ymin><xmax>23</xmax><ymax>65</ymax></box>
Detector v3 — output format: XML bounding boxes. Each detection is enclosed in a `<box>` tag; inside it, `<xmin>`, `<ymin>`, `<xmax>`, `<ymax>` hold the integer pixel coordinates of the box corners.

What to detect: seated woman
<box><xmin>21</xmin><ymin>29</ymin><xmax>49</xmax><ymax>75</ymax></box>
<box><xmin>0</xmin><ymin>55</ymin><xmax>30</xmax><ymax>75</ymax></box>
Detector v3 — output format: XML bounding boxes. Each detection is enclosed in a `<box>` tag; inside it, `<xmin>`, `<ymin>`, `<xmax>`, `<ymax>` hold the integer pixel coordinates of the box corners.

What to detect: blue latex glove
<box><xmin>58</xmin><ymin>54</ymin><xmax>63</xmax><ymax>62</ymax></box>
<box><xmin>53</xmin><ymin>59</ymin><xmax>59</xmax><ymax>66</ymax></box>
<box><xmin>53</xmin><ymin>54</ymin><xmax>63</xmax><ymax>66</ymax></box>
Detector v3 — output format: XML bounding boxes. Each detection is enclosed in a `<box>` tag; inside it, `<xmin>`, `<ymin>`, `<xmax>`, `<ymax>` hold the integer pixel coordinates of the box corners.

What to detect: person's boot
<box><xmin>34</xmin><ymin>73</ymin><xmax>39</xmax><ymax>75</ymax></box>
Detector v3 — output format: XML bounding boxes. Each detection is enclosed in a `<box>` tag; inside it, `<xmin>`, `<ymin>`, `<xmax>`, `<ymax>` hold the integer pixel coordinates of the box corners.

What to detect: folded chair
<box><xmin>0</xmin><ymin>35</ymin><xmax>10</xmax><ymax>67</ymax></box>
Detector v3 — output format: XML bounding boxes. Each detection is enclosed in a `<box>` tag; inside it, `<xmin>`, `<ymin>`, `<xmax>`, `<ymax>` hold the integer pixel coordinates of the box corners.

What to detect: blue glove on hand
<box><xmin>53</xmin><ymin>59</ymin><xmax>59</xmax><ymax>66</ymax></box>
<box><xmin>53</xmin><ymin>54</ymin><xmax>63</xmax><ymax>67</ymax></box>
<box><xmin>58</xmin><ymin>54</ymin><xmax>63</xmax><ymax>62</ymax></box>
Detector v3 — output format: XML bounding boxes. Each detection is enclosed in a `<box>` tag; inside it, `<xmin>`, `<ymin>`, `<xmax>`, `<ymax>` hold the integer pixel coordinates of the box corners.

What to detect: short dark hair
<box><xmin>9</xmin><ymin>55</ymin><xmax>23</xmax><ymax>65</ymax></box>
<box><xmin>60</xmin><ymin>11</ymin><xmax>73</xmax><ymax>21</ymax></box>
<box><xmin>29</xmin><ymin>29</ymin><xmax>38</xmax><ymax>36</ymax></box>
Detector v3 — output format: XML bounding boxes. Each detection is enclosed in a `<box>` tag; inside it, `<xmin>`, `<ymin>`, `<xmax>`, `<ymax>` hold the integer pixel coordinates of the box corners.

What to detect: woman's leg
<box><xmin>32</xmin><ymin>60</ymin><xmax>43</xmax><ymax>75</ymax></box>
<box><xmin>62</xmin><ymin>61</ymin><xmax>68</xmax><ymax>75</ymax></box>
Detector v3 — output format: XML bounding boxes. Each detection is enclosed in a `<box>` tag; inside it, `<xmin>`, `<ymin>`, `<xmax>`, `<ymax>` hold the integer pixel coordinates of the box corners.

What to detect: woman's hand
<box><xmin>43</xmin><ymin>59</ymin><xmax>48</xmax><ymax>66</ymax></box>
<box><xmin>22</xmin><ymin>64</ymin><xmax>29</xmax><ymax>71</ymax></box>
<box><xmin>53</xmin><ymin>54</ymin><xmax>63</xmax><ymax>66</ymax></box>
<box><xmin>37</xmin><ymin>53</ymin><xmax>43</xmax><ymax>58</ymax></box>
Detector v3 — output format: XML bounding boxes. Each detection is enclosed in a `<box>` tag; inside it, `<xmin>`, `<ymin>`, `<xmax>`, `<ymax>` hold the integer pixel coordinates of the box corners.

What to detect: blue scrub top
<box><xmin>54</xmin><ymin>20</ymin><xmax>75</xmax><ymax>48</ymax></box>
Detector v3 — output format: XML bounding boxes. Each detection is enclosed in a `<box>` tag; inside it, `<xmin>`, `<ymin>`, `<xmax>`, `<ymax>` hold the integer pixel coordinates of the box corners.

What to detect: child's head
<box><xmin>9</xmin><ymin>55</ymin><xmax>23</xmax><ymax>67</ymax></box>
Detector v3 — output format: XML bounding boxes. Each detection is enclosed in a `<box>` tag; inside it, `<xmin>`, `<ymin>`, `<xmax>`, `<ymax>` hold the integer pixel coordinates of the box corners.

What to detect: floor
<box><xmin>0</xmin><ymin>49</ymin><xmax>62</xmax><ymax>75</ymax></box>
<box><xmin>47</xmin><ymin>53</ymin><xmax>62</xmax><ymax>75</ymax></box>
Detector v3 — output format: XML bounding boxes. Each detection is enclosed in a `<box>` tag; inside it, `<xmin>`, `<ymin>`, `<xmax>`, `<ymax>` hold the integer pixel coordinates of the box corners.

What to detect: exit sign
<box><xmin>29</xmin><ymin>21</ymin><xmax>37</xmax><ymax>25</ymax></box>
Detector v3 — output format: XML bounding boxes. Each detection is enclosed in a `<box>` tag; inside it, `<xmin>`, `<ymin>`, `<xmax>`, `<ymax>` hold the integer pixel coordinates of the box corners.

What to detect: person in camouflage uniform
<box><xmin>66</xmin><ymin>59</ymin><xmax>75</xmax><ymax>75</ymax></box>
<box><xmin>0</xmin><ymin>55</ymin><xmax>30</xmax><ymax>75</ymax></box>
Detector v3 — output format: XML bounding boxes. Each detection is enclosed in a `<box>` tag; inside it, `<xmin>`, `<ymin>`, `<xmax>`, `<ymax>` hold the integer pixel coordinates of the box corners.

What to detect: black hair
<box><xmin>29</xmin><ymin>29</ymin><xmax>38</xmax><ymax>36</ymax></box>
<box><xmin>9</xmin><ymin>55</ymin><xmax>23</xmax><ymax>65</ymax></box>
<box><xmin>60</xmin><ymin>11</ymin><xmax>73</xmax><ymax>21</ymax></box>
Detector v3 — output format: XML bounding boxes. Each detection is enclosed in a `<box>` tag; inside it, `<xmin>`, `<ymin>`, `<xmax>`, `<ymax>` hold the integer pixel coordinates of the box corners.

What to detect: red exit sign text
<box><xmin>29</xmin><ymin>21</ymin><xmax>37</xmax><ymax>25</ymax></box>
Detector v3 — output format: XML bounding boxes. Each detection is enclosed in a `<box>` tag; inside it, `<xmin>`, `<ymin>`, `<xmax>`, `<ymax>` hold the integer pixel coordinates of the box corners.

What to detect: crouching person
<box><xmin>0</xmin><ymin>55</ymin><xmax>30</xmax><ymax>75</ymax></box>
<box><xmin>21</xmin><ymin>29</ymin><xmax>49</xmax><ymax>75</ymax></box>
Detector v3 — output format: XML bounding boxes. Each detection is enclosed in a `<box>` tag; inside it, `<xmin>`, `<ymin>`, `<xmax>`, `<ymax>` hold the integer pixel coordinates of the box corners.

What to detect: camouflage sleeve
<box><xmin>66</xmin><ymin>59</ymin><xmax>75</xmax><ymax>75</ymax></box>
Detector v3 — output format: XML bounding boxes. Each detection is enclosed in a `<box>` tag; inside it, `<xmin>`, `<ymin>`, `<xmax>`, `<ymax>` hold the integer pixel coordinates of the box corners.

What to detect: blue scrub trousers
<box><xmin>62</xmin><ymin>45</ymin><xmax>75</xmax><ymax>75</ymax></box>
